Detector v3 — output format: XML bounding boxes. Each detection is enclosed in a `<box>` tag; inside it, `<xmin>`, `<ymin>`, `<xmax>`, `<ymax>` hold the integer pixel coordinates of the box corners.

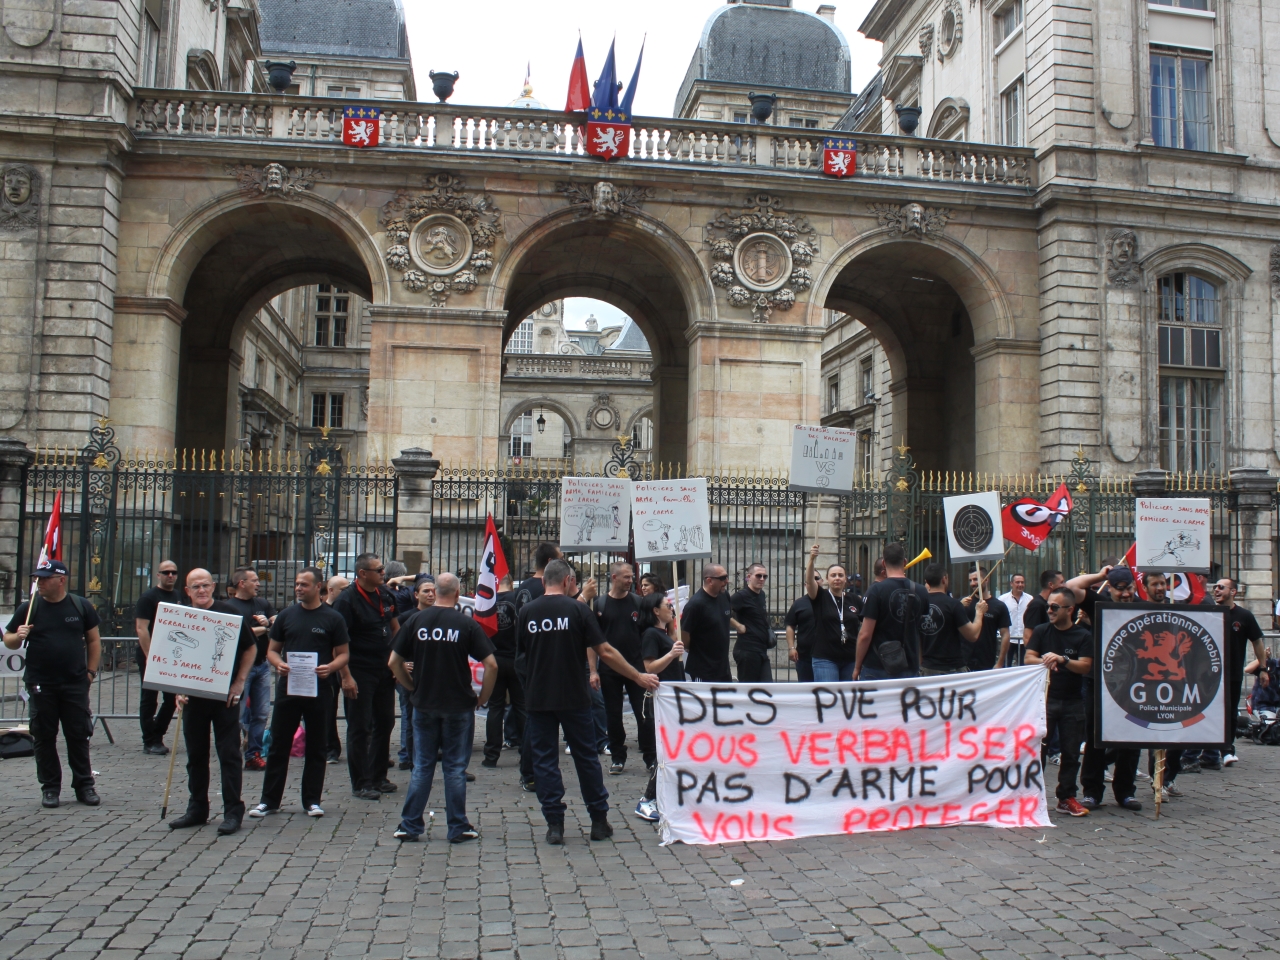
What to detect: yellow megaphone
<box><xmin>904</xmin><ymin>547</ymin><xmax>932</xmax><ymax>570</ymax></box>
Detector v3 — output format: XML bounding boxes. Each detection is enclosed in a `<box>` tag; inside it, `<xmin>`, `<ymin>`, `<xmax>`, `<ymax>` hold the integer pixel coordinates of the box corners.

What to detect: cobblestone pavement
<box><xmin>1</xmin><ymin>720</ymin><xmax>1277</xmax><ymax>960</ymax></box>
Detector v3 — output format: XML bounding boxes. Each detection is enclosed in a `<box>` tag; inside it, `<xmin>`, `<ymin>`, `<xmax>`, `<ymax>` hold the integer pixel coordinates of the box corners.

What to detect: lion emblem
<box><xmin>1136</xmin><ymin>629</ymin><xmax>1193</xmax><ymax>681</ymax></box>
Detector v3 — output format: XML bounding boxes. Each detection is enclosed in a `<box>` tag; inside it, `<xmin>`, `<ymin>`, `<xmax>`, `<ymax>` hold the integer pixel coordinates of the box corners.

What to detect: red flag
<box><xmin>1122</xmin><ymin>542</ymin><xmax>1207</xmax><ymax>604</ymax></box>
<box><xmin>1001</xmin><ymin>483</ymin><xmax>1072</xmax><ymax>551</ymax></box>
<box><xmin>472</xmin><ymin>514</ymin><xmax>509</xmax><ymax>638</ymax></box>
<box><xmin>565</xmin><ymin>38</ymin><xmax>591</xmax><ymax>112</ymax></box>
<box><xmin>36</xmin><ymin>490</ymin><xmax>63</xmax><ymax>571</ymax></box>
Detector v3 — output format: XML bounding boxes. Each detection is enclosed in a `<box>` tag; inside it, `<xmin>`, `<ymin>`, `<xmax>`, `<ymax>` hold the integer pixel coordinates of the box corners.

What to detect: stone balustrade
<box><xmin>131</xmin><ymin>90</ymin><xmax>1036</xmax><ymax>188</ymax></box>
<box><xmin>505</xmin><ymin>355</ymin><xmax>651</xmax><ymax>380</ymax></box>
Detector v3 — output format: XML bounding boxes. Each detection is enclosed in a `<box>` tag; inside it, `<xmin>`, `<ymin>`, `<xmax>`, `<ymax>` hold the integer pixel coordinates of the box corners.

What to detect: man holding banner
<box><xmin>853</xmin><ymin>543</ymin><xmax>930</xmax><ymax>680</ymax></box>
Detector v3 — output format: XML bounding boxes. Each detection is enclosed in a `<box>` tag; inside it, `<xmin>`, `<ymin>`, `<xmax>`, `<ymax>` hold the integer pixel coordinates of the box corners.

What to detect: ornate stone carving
<box><xmin>918</xmin><ymin>23</ymin><xmax>934</xmax><ymax>59</ymax></box>
<box><xmin>586</xmin><ymin>394</ymin><xmax>620</xmax><ymax>431</ymax></box>
<box><xmin>380</xmin><ymin>173</ymin><xmax>502</xmax><ymax>305</ymax></box>
<box><xmin>869</xmin><ymin>202</ymin><xmax>952</xmax><ymax>238</ymax></box>
<box><xmin>1105</xmin><ymin>227</ymin><xmax>1140</xmax><ymax>287</ymax></box>
<box><xmin>557</xmin><ymin>180</ymin><xmax>655</xmax><ymax>218</ymax></box>
<box><xmin>938</xmin><ymin>0</ymin><xmax>963</xmax><ymax>60</ymax></box>
<box><xmin>704</xmin><ymin>193</ymin><xmax>817</xmax><ymax>322</ymax></box>
<box><xmin>226</xmin><ymin>162</ymin><xmax>326</xmax><ymax>197</ymax></box>
<box><xmin>1269</xmin><ymin>243</ymin><xmax>1280</xmax><ymax>297</ymax></box>
<box><xmin>0</xmin><ymin>164</ymin><xmax>40</xmax><ymax>229</ymax></box>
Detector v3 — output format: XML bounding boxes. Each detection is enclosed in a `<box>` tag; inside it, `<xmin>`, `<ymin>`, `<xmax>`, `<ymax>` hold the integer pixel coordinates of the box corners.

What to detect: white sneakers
<box><xmin>306</xmin><ymin>804</ymin><xmax>324</xmax><ymax>817</ymax></box>
<box><xmin>248</xmin><ymin>802</ymin><xmax>323</xmax><ymax>818</ymax></box>
<box><xmin>1223</xmin><ymin>753</ymin><xmax>1239</xmax><ymax>766</ymax></box>
<box><xmin>634</xmin><ymin>798</ymin><xmax>659</xmax><ymax>822</ymax></box>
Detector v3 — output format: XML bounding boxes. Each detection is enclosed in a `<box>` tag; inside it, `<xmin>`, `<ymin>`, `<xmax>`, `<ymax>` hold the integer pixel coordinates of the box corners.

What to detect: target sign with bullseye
<box><xmin>942</xmin><ymin>492</ymin><xmax>1005</xmax><ymax>562</ymax></box>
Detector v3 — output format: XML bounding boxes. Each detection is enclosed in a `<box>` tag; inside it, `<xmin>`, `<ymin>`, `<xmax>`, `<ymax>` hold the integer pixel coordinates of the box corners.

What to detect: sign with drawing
<box><xmin>559</xmin><ymin>476</ymin><xmax>631</xmax><ymax>552</ymax></box>
<box><xmin>142</xmin><ymin>602</ymin><xmax>243</xmax><ymax>699</ymax></box>
<box><xmin>631</xmin><ymin>479</ymin><xmax>712</xmax><ymax>562</ymax></box>
<box><xmin>1134</xmin><ymin>498</ymin><xmax>1211</xmax><ymax>574</ymax></box>
<box><xmin>788</xmin><ymin>424</ymin><xmax>858</xmax><ymax>494</ymax></box>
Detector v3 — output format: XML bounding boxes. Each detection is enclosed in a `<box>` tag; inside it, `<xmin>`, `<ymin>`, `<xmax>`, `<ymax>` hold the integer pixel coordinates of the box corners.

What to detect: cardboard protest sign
<box><xmin>655</xmin><ymin>665</ymin><xmax>1050</xmax><ymax>845</ymax></box>
<box><xmin>559</xmin><ymin>476</ymin><xmax>631</xmax><ymax>551</ymax></box>
<box><xmin>1094</xmin><ymin>602</ymin><xmax>1228</xmax><ymax>749</ymax></box>
<box><xmin>788</xmin><ymin>425</ymin><xmax>857</xmax><ymax>494</ymax></box>
<box><xmin>942</xmin><ymin>492</ymin><xmax>1005</xmax><ymax>563</ymax></box>
<box><xmin>142</xmin><ymin>602</ymin><xmax>244</xmax><ymax>699</ymax></box>
<box><xmin>631</xmin><ymin>479</ymin><xmax>712</xmax><ymax>562</ymax></box>
<box><xmin>0</xmin><ymin>645</ymin><xmax>24</xmax><ymax>677</ymax></box>
<box><xmin>1134</xmin><ymin>498</ymin><xmax>1211</xmax><ymax>574</ymax></box>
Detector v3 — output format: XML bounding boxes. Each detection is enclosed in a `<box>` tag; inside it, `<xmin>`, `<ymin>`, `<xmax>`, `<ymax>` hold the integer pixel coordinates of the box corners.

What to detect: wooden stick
<box><xmin>23</xmin><ymin>583</ymin><xmax>37</xmax><ymax>626</ymax></box>
<box><xmin>1153</xmin><ymin>748</ymin><xmax>1165</xmax><ymax>819</ymax></box>
<box><xmin>160</xmin><ymin>704</ymin><xmax>183</xmax><ymax>820</ymax></box>
<box><xmin>672</xmin><ymin>560</ymin><xmax>682</xmax><ymax>646</ymax></box>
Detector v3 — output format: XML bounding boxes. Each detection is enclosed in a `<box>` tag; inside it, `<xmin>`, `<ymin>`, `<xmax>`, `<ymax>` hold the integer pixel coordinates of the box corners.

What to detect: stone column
<box><xmin>392</xmin><ymin>447</ymin><xmax>440</xmax><ymax>575</ymax></box>
<box><xmin>0</xmin><ymin>439</ymin><xmax>34</xmax><ymax>603</ymax></box>
<box><xmin>685</xmin><ymin>320</ymin><xmax>823</xmax><ymax>471</ymax></box>
<box><xmin>971</xmin><ymin>337</ymin><xmax>1041</xmax><ymax>475</ymax></box>
<box><xmin>1228</xmin><ymin>466</ymin><xmax>1275</xmax><ymax>620</ymax></box>
<box><xmin>109</xmin><ymin>297</ymin><xmax>186</xmax><ymax>451</ymax></box>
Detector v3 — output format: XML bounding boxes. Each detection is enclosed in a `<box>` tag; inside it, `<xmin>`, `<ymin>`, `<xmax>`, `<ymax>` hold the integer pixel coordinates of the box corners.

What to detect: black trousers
<box><xmin>183</xmin><ymin>695</ymin><xmax>244</xmax><ymax>819</ymax></box>
<box><xmin>138</xmin><ymin>664</ymin><xmax>177</xmax><ymax>746</ymax></box>
<box><xmin>527</xmin><ymin>707</ymin><xmax>609</xmax><ymax>824</ymax></box>
<box><xmin>345</xmin><ymin>666</ymin><xmax>395</xmax><ymax>790</ymax></box>
<box><xmin>734</xmin><ymin>648</ymin><xmax>773</xmax><ymax>684</ymax></box>
<box><xmin>1224</xmin><ymin>669</ymin><xmax>1245</xmax><ymax>753</ymax></box>
<box><xmin>795</xmin><ymin>654</ymin><xmax>814</xmax><ymax>683</ymax></box>
<box><xmin>1043</xmin><ymin>698</ymin><xmax>1085</xmax><ymax>800</ymax></box>
<box><xmin>599</xmin><ymin>670</ymin><xmax>655</xmax><ymax>767</ymax></box>
<box><xmin>27</xmin><ymin>679</ymin><xmax>94</xmax><ymax>794</ymax></box>
<box><xmin>1081</xmin><ymin>700</ymin><xmax>1140</xmax><ymax>802</ymax></box>
<box><xmin>260</xmin><ymin>689</ymin><xmax>331</xmax><ymax>809</ymax></box>
<box><xmin>483</xmin><ymin>657</ymin><xmax>525</xmax><ymax>763</ymax></box>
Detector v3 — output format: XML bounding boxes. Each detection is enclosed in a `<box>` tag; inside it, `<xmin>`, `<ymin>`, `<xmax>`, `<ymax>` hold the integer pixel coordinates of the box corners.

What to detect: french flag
<box><xmin>565</xmin><ymin>38</ymin><xmax>590</xmax><ymax>113</ymax></box>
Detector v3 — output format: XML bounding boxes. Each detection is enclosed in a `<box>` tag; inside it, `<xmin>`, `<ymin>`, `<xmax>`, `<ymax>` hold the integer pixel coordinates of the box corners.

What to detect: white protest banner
<box><xmin>632</xmin><ymin>478</ymin><xmax>712</xmax><ymax>562</ymax></box>
<box><xmin>788</xmin><ymin>425</ymin><xmax>857</xmax><ymax>494</ymax></box>
<box><xmin>1135</xmin><ymin>498</ymin><xmax>1211</xmax><ymax>574</ymax></box>
<box><xmin>559</xmin><ymin>476</ymin><xmax>631</xmax><ymax>551</ymax></box>
<box><xmin>655</xmin><ymin>665</ymin><xmax>1049</xmax><ymax>845</ymax></box>
<box><xmin>143</xmin><ymin>602</ymin><xmax>243</xmax><ymax>699</ymax></box>
<box><xmin>1095</xmin><ymin>602</ymin><xmax>1228</xmax><ymax>748</ymax></box>
<box><xmin>942</xmin><ymin>492</ymin><xmax>1005</xmax><ymax>564</ymax></box>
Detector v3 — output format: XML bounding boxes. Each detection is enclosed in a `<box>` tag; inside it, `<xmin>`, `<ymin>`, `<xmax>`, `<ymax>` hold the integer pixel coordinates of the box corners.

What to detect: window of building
<box><xmin>860</xmin><ymin>357</ymin><xmax>874</xmax><ymax>403</ymax></box>
<box><xmin>788</xmin><ymin>117</ymin><xmax>820</xmax><ymax>128</ymax></box>
<box><xmin>827</xmin><ymin>376</ymin><xmax>839</xmax><ymax>414</ymax></box>
<box><xmin>994</xmin><ymin>0</ymin><xmax>1023</xmax><ymax>44</ymax></box>
<box><xmin>509</xmin><ymin>411</ymin><xmax>533</xmax><ymax>458</ymax></box>
<box><xmin>508</xmin><ymin>319</ymin><xmax>534</xmax><ymax>354</ymax></box>
<box><xmin>314</xmin><ymin>284</ymin><xmax>349</xmax><ymax>348</ymax></box>
<box><xmin>859</xmin><ymin>430</ymin><xmax>875</xmax><ymax>477</ymax></box>
<box><xmin>1151</xmin><ymin>50</ymin><xmax>1212</xmax><ymax>150</ymax></box>
<box><xmin>631</xmin><ymin>415</ymin><xmax>653</xmax><ymax>453</ymax></box>
<box><xmin>1159</xmin><ymin>376</ymin><xmax>1221</xmax><ymax>471</ymax></box>
<box><xmin>1150</xmin><ymin>0</ymin><xmax>1209</xmax><ymax>8</ymax></box>
<box><xmin>311</xmin><ymin>393</ymin><xmax>344</xmax><ymax>429</ymax></box>
<box><xmin>733</xmin><ymin>113</ymin><xmax>748</xmax><ymax>123</ymax></box>
<box><xmin>141</xmin><ymin>11</ymin><xmax>160</xmax><ymax>86</ymax></box>
<box><xmin>1156</xmin><ymin>271</ymin><xmax>1222</xmax><ymax>471</ymax></box>
<box><xmin>326</xmin><ymin>84</ymin><xmax>362</xmax><ymax>98</ymax></box>
<box><xmin>1001</xmin><ymin>79</ymin><xmax>1023</xmax><ymax>146</ymax></box>
<box><xmin>329</xmin><ymin>394</ymin><xmax>344</xmax><ymax>428</ymax></box>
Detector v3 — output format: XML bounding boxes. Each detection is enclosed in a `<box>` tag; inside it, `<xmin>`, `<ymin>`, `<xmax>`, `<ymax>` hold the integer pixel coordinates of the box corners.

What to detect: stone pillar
<box><xmin>1131</xmin><ymin>468</ymin><xmax>1166</xmax><ymax>497</ymax></box>
<box><xmin>685</xmin><ymin>321</ymin><xmax>823</xmax><ymax>470</ymax></box>
<box><xmin>109</xmin><ymin>297</ymin><xmax>186</xmax><ymax>451</ymax></box>
<box><xmin>971</xmin><ymin>338</ymin><xmax>1041</xmax><ymax>475</ymax></box>
<box><xmin>392</xmin><ymin>447</ymin><xmax>440</xmax><ymax>575</ymax></box>
<box><xmin>1228</xmin><ymin>466</ymin><xmax>1274</xmax><ymax>620</ymax></box>
<box><xmin>0</xmin><ymin>438</ymin><xmax>34</xmax><ymax>603</ymax></box>
<box><xmin>650</xmin><ymin>364</ymin><xmax>688</xmax><ymax>467</ymax></box>
<box><xmin>367</xmin><ymin>306</ymin><xmax>505</xmax><ymax>464</ymax></box>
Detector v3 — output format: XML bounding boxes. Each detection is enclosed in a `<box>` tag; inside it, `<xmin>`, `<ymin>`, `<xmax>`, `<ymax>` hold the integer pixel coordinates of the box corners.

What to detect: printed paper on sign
<box><xmin>1134</xmin><ymin>498</ymin><xmax>1211</xmax><ymax>574</ymax></box>
<box><xmin>143</xmin><ymin>602</ymin><xmax>243</xmax><ymax>698</ymax></box>
<box><xmin>942</xmin><ymin>492</ymin><xmax>1005</xmax><ymax>563</ymax></box>
<box><xmin>788</xmin><ymin>424</ymin><xmax>857</xmax><ymax>494</ymax></box>
<box><xmin>631</xmin><ymin>478</ymin><xmax>711</xmax><ymax>562</ymax></box>
<box><xmin>559</xmin><ymin>476</ymin><xmax>631</xmax><ymax>551</ymax></box>
<box><xmin>654</xmin><ymin>666</ymin><xmax>1050</xmax><ymax>845</ymax></box>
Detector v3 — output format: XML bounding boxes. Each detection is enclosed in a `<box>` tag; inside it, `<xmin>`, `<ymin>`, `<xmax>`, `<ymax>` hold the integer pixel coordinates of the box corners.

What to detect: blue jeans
<box><xmin>240</xmin><ymin>662</ymin><xmax>272</xmax><ymax>757</ymax></box>
<box><xmin>398</xmin><ymin>710</ymin><xmax>472</xmax><ymax>839</ymax></box>
<box><xmin>811</xmin><ymin>658</ymin><xmax>856</xmax><ymax>682</ymax></box>
<box><xmin>527</xmin><ymin>706</ymin><xmax>609</xmax><ymax>824</ymax></box>
<box><xmin>397</xmin><ymin>685</ymin><xmax>414</xmax><ymax>764</ymax></box>
<box><xmin>590</xmin><ymin>676</ymin><xmax>608</xmax><ymax>751</ymax></box>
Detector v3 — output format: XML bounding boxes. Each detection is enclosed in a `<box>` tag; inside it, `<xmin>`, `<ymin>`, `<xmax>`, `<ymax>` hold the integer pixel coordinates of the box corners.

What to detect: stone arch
<box><xmin>927</xmin><ymin>98</ymin><xmax>970</xmax><ymax>139</ymax></box>
<box><xmin>501</xmin><ymin>397</ymin><xmax>581</xmax><ymax>438</ymax></box>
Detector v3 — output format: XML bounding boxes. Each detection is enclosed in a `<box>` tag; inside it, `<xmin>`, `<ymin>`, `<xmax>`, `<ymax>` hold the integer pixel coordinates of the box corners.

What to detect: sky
<box><xmin>402</xmin><ymin>0</ymin><xmax>883</xmax><ymax>120</ymax></box>
<box><xmin>562</xmin><ymin>298</ymin><xmax>631</xmax><ymax>332</ymax></box>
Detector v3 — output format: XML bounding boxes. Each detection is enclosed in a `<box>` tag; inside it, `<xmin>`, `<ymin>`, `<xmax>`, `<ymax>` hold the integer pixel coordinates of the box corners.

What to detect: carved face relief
<box><xmin>3</xmin><ymin>169</ymin><xmax>31</xmax><ymax>206</ymax></box>
<box><xmin>1105</xmin><ymin>227</ymin><xmax>1140</xmax><ymax>286</ymax></box>
<box><xmin>0</xmin><ymin>164</ymin><xmax>40</xmax><ymax>229</ymax></box>
<box><xmin>906</xmin><ymin>202</ymin><xmax>926</xmax><ymax>235</ymax></box>
<box><xmin>263</xmin><ymin>163</ymin><xmax>286</xmax><ymax>193</ymax></box>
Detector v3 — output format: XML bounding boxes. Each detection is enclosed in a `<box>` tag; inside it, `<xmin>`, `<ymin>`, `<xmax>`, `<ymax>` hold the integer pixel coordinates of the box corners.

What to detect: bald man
<box><xmin>326</xmin><ymin>576</ymin><xmax>350</xmax><ymax>605</ymax></box>
<box><xmin>168</xmin><ymin>568</ymin><xmax>258</xmax><ymax>835</ymax></box>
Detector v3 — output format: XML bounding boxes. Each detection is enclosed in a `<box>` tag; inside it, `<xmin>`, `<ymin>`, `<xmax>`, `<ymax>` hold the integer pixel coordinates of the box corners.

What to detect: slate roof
<box><xmin>258</xmin><ymin>0</ymin><xmax>410</xmax><ymax>60</ymax></box>
<box><xmin>676</xmin><ymin>0</ymin><xmax>852</xmax><ymax>115</ymax></box>
<box><xmin>607</xmin><ymin>318</ymin><xmax>652</xmax><ymax>355</ymax></box>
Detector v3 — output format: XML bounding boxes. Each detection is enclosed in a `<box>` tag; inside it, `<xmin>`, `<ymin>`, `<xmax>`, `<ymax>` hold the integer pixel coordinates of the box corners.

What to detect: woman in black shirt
<box><xmin>635</xmin><ymin>592</ymin><xmax>683</xmax><ymax>823</ymax></box>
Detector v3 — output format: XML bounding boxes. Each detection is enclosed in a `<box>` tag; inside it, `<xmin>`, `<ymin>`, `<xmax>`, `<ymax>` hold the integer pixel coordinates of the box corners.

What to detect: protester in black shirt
<box><xmin>514</xmin><ymin>542</ymin><xmax>561</xmax><ymax>611</ymax></box>
<box><xmin>1214</xmin><ymin>578</ymin><xmax>1265</xmax><ymax>767</ymax></box>
<box><xmin>681</xmin><ymin>563</ymin><xmax>741</xmax><ymax>682</ymax></box>
<box><xmin>854</xmin><ymin>542</ymin><xmax>931</xmax><ymax>680</ymax></box>
<box><xmin>223</xmin><ymin>568</ymin><xmax>276</xmax><ymax>770</ymax></box>
<box><xmin>731</xmin><ymin>564</ymin><xmax>773</xmax><ymax>683</ymax></box>
<box><xmin>588</xmin><ymin>562</ymin><xmax>654</xmax><ymax>775</ymax></box>
<box><xmin>1026</xmin><ymin>587</ymin><xmax>1094</xmax><ymax>817</ymax></box>
<box><xmin>248</xmin><ymin>567</ymin><xmax>351</xmax><ymax>819</ymax></box>
<box><xmin>390</xmin><ymin>572</ymin><xmax>497</xmax><ymax>843</ymax></box>
<box><xmin>168</xmin><ymin>568</ymin><xmax>259</xmax><ymax>834</ymax></box>
<box><xmin>395</xmin><ymin>577</ymin><xmax>436</xmax><ymax>771</ymax></box>
<box><xmin>919</xmin><ymin>563</ymin><xmax>984</xmax><ymax>675</ymax></box>
<box><xmin>4</xmin><ymin>560</ymin><xmax>102</xmax><ymax>809</ymax></box>
<box><xmin>383</xmin><ymin>560</ymin><xmax>417</xmax><ymax>617</ymax></box>
<box><xmin>520</xmin><ymin>560</ymin><xmax>659</xmax><ymax>845</ymax></box>
<box><xmin>785</xmin><ymin>569</ymin><xmax>822</xmax><ymax>682</ymax></box>
<box><xmin>804</xmin><ymin>545</ymin><xmax>862</xmax><ymax>682</ymax></box>
<box><xmin>1021</xmin><ymin>570</ymin><xmax>1063</xmax><ymax>648</ymax></box>
<box><xmin>482</xmin><ymin>580</ymin><xmax>524</xmax><ymax>768</ymax></box>
<box><xmin>512</xmin><ymin>543</ymin><xmax>561</xmax><ymax>792</ymax></box>
<box><xmin>134</xmin><ymin>560</ymin><xmax>180</xmax><ymax>755</ymax></box>
<box><xmin>634</xmin><ymin>592</ymin><xmax>685</xmax><ymax>823</ymax></box>
<box><xmin>331</xmin><ymin>553</ymin><xmax>400</xmax><ymax>800</ymax></box>
<box><xmin>962</xmin><ymin>567</ymin><xmax>1008</xmax><ymax>672</ymax></box>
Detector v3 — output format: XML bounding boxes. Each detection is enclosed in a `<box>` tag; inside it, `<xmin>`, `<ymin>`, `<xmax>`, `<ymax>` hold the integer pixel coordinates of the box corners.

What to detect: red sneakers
<box><xmin>244</xmin><ymin>754</ymin><xmax>267</xmax><ymax>771</ymax></box>
<box><xmin>1055</xmin><ymin>797</ymin><xmax>1089</xmax><ymax>817</ymax></box>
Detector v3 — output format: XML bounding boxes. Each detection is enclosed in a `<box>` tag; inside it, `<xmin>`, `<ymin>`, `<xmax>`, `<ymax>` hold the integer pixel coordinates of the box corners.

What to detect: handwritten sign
<box><xmin>0</xmin><ymin>646</ymin><xmax>24</xmax><ymax>677</ymax></box>
<box><xmin>631</xmin><ymin>479</ymin><xmax>712</xmax><ymax>562</ymax></box>
<box><xmin>559</xmin><ymin>476</ymin><xmax>631</xmax><ymax>552</ymax></box>
<box><xmin>143</xmin><ymin>602</ymin><xmax>243</xmax><ymax>699</ymax></box>
<box><xmin>1134</xmin><ymin>498</ymin><xmax>1211</xmax><ymax>573</ymax></box>
<box><xmin>654</xmin><ymin>665</ymin><xmax>1050</xmax><ymax>845</ymax></box>
<box><xmin>942</xmin><ymin>492</ymin><xmax>1005</xmax><ymax>563</ymax></box>
<box><xmin>788</xmin><ymin>424</ymin><xmax>857</xmax><ymax>494</ymax></box>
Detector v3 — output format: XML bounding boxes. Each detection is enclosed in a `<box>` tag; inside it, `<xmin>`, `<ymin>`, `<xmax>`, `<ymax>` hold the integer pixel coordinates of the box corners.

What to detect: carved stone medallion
<box><xmin>0</xmin><ymin>163</ymin><xmax>40</xmax><ymax>229</ymax></box>
<box><xmin>409</xmin><ymin>214</ymin><xmax>473</xmax><ymax>275</ymax></box>
<box><xmin>704</xmin><ymin>193</ymin><xmax>816</xmax><ymax>322</ymax></box>
<box><xmin>734</xmin><ymin>233</ymin><xmax>793</xmax><ymax>292</ymax></box>
<box><xmin>586</xmin><ymin>394</ymin><xmax>620</xmax><ymax>431</ymax></box>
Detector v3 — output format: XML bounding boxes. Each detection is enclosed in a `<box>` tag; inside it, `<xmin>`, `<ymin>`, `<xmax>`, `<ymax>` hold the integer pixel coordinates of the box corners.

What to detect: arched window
<box><xmin>631</xmin><ymin>415</ymin><xmax>653</xmax><ymax>453</ymax></box>
<box><xmin>509</xmin><ymin>411</ymin><xmax>533</xmax><ymax>458</ymax></box>
<box><xmin>1156</xmin><ymin>271</ymin><xmax>1222</xmax><ymax>472</ymax></box>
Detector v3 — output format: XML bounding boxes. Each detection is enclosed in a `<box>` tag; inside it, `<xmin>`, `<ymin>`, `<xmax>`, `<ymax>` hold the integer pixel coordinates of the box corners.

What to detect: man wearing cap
<box><xmin>4</xmin><ymin>560</ymin><xmax>102</xmax><ymax>809</ymax></box>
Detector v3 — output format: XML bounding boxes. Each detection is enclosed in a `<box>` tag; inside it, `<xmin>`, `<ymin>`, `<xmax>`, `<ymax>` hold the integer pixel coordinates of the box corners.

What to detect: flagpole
<box><xmin>23</xmin><ymin>579</ymin><xmax>37</xmax><ymax>626</ymax></box>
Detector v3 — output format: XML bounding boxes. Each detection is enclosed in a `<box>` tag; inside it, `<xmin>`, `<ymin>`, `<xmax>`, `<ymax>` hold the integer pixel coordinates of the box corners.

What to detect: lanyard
<box><xmin>356</xmin><ymin>584</ymin><xmax>386</xmax><ymax>620</ymax></box>
<box><xmin>832</xmin><ymin>589</ymin><xmax>846</xmax><ymax>641</ymax></box>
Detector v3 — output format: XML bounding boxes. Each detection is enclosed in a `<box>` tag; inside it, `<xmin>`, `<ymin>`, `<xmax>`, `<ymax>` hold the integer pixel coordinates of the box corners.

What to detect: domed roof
<box><xmin>259</xmin><ymin>0</ymin><xmax>410</xmax><ymax>60</ymax></box>
<box><xmin>676</xmin><ymin>0</ymin><xmax>852</xmax><ymax>114</ymax></box>
<box><xmin>508</xmin><ymin>78</ymin><xmax>547</xmax><ymax>110</ymax></box>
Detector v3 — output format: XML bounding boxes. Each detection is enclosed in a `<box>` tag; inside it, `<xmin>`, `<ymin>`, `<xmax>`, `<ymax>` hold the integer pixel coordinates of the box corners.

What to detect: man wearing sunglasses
<box><xmin>681</xmin><ymin>564</ymin><xmax>744</xmax><ymax>683</ymax></box>
<box><xmin>1025</xmin><ymin>587</ymin><xmax>1093</xmax><ymax>817</ymax></box>
<box><xmin>135</xmin><ymin>560</ymin><xmax>181</xmax><ymax>755</ymax></box>
<box><xmin>1213</xmin><ymin>578</ymin><xmax>1263</xmax><ymax>768</ymax></box>
<box><xmin>731</xmin><ymin>563</ymin><xmax>773</xmax><ymax>683</ymax></box>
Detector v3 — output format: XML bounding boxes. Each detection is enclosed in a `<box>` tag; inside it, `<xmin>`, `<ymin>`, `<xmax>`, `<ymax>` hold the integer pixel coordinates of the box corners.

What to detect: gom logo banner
<box><xmin>143</xmin><ymin>602</ymin><xmax>243</xmax><ymax>699</ymax></box>
<box><xmin>654</xmin><ymin>665</ymin><xmax>1050</xmax><ymax>845</ymax></box>
<box><xmin>1095</xmin><ymin>602</ymin><xmax>1227</xmax><ymax>748</ymax></box>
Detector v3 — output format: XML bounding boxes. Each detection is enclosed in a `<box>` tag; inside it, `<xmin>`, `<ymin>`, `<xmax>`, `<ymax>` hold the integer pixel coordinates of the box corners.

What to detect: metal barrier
<box><xmin>1</xmin><ymin>637</ymin><xmax>143</xmax><ymax>729</ymax></box>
